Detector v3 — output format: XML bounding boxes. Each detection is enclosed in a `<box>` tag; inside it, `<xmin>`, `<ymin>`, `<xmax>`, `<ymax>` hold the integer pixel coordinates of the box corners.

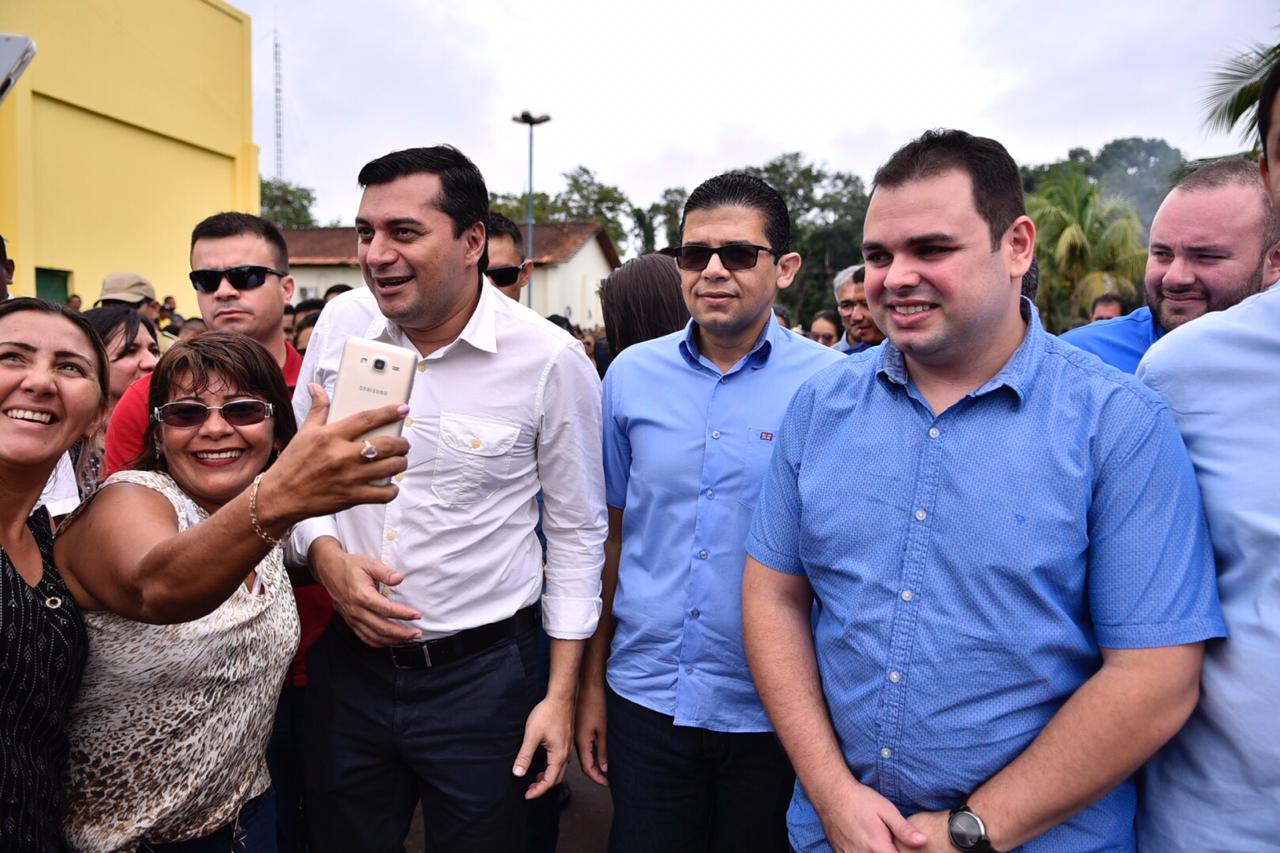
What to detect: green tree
<box><xmin>260</xmin><ymin>177</ymin><xmax>317</xmax><ymax>228</ymax></box>
<box><xmin>648</xmin><ymin>187</ymin><xmax>688</xmax><ymax>251</ymax></box>
<box><xmin>1093</xmin><ymin>138</ymin><xmax>1184</xmax><ymax>228</ymax></box>
<box><xmin>1203</xmin><ymin>40</ymin><xmax>1280</xmax><ymax>148</ymax></box>
<box><xmin>489</xmin><ymin>191</ymin><xmax>559</xmax><ymax>228</ymax></box>
<box><xmin>1028</xmin><ymin>170</ymin><xmax>1147</xmax><ymax>333</ymax></box>
<box><xmin>553</xmin><ymin>166</ymin><xmax>632</xmax><ymax>249</ymax></box>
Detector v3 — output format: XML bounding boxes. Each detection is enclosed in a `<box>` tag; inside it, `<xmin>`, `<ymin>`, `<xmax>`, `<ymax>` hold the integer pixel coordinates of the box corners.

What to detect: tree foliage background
<box><xmin>260</xmin><ymin>177</ymin><xmax>318</xmax><ymax>228</ymax></box>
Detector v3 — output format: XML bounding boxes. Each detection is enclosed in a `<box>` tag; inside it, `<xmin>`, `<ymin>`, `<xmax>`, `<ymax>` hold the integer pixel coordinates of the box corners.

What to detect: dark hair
<box><xmin>598</xmin><ymin>254</ymin><xmax>689</xmax><ymax>355</ymax></box>
<box><xmin>810</xmin><ymin>309</ymin><xmax>841</xmax><ymax>331</ymax></box>
<box><xmin>283</xmin><ymin>304</ymin><xmax>296</xmax><ymax>316</ymax></box>
<box><xmin>135</xmin><ymin>332</ymin><xmax>297</xmax><ymax>473</ymax></box>
<box><xmin>293</xmin><ymin>311</ymin><xmax>320</xmax><ymax>346</ymax></box>
<box><xmin>0</xmin><ymin>232</ymin><xmax>8</xmax><ymax>266</ymax></box>
<box><xmin>0</xmin><ymin>298</ymin><xmax>109</xmax><ymax>400</ymax></box>
<box><xmin>294</xmin><ymin>297</ymin><xmax>326</xmax><ymax>316</ymax></box>
<box><xmin>1021</xmin><ymin>256</ymin><xmax>1040</xmax><ymax>300</ymax></box>
<box><xmin>82</xmin><ymin>305</ymin><xmax>158</xmax><ymax>358</ymax></box>
<box><xmin>488</xmin><ymin>211</ymin><xmax>525</xmax><ymax>254</ymax></box>
<box><xmin>773</xmin><ymin>303</ymin><xmax>792</xmax><ymax>327</ymax></box>
<box><xmin>324</xmin><ymin>283</ymin><xmax>353</xmax><ymax>299</ymax></box>
<box><xmin>1259</xmin><ymin>59</ymin><xmax>1280</xmax><ymax>154</ymax></box>
<box><xmin>545</xmin><ymin>314</ymin><xmax>577</xmax><ymax>335</ymax></box>
<box><xmin>1091</xmin><ymin>292</ymin><xmax>1125</xmax><ymax>313</ymax></box>
<box><xmin>873</xmin><ymin>129</ymin><xmax>1026</xmax><ymax>250</ymax></box>
<box><xmin>358</xmin><ymin>146</ymin><xmax>490</xmax><ymax>274</ymax></box>
<box><xmin>1174</xmin><ymin>157</ymin><xmax>1280</xmax><ymax>249</ymax></box>
<box><xmin>190</xmin><ymin>212</ymin><xmax>290</xmax><ymax>272</ymax></box>
<box><xmin>681</xmin><ymin>173</ymin><xmax>791</xmax><ymax>254</ymax></box>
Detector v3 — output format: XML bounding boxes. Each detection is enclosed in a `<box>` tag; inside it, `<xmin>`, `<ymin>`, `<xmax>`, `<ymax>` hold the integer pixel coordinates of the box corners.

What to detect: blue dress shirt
<box><xmin>603</xmin><ymin>317</ymin><xmax>843</xmax><ymax>732</ymax></box>
<box><xmin>747</xmin><ymin>307</ymin><xmax>1225</xmax><ymax>851</ymax></box>
<box><xmin>1136</xmin><ymin>286</ymin><xmax>1280</xmax><ymax>852</ymax></box>
<box><xmin>1059</xmin><ymin>306</ymin><xmax>1165</xmax><ymax>373</ymax></box>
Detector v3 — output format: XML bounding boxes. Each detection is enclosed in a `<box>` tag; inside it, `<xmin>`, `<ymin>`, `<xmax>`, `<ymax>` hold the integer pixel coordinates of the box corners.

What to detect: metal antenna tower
<box><xmin>273</xmin><ymin>29</ymin><xmax>283</xmax><ymax>179</ymax></box>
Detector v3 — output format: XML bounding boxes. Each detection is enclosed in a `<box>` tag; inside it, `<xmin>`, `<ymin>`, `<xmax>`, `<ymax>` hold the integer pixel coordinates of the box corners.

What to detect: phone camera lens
<box><xmin>373</xmin><ymin>358</ymin><xmax>386</xmax><ymax>371</ymax></box>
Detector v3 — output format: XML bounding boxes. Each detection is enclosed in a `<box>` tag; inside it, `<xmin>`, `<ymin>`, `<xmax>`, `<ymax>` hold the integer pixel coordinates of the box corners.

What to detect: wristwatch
<box><xmin>948</xmin><ymin>804</ymin><xmax>996</xmax><ymax>852</ymax></box>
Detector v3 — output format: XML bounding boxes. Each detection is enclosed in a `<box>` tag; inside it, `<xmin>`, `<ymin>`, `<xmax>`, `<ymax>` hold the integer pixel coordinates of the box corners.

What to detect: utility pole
<box><xmin>512</xmin><ymin>111</ymin><xmax>550</xmax><ymax>308</ymax></box>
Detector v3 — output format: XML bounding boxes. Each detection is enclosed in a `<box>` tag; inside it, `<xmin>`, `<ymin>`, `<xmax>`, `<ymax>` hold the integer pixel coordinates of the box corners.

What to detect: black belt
<box><xmin>386</xmin><ymin>604</ymin><xmax>538</xmax><ymax>670</ymax></box>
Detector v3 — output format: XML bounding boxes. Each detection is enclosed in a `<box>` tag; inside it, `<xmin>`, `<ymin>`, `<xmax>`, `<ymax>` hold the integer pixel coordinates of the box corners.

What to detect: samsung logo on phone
<box><xmin>359</xmin><ymin>385</ymin><xmax>389</xmax><ymax>397</ymax></box>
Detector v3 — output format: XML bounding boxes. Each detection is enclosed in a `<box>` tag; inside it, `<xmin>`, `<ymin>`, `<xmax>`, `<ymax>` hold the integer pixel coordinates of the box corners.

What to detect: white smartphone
<box><xmin>327</xmin><ymin>338</ymin><xmax>417</xmax><ymax>440</ymax></box>
<box><xmin>0</xmin><ymin>35</ymin><xmax>37</xmax><ymax>105</ymax></box>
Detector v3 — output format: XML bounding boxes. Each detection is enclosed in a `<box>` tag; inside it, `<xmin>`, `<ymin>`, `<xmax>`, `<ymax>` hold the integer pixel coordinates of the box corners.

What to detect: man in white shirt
<box><xmin>290</xmin><ymin>146</ymin><xmax>606</xmax><ymax>852</ymax></box>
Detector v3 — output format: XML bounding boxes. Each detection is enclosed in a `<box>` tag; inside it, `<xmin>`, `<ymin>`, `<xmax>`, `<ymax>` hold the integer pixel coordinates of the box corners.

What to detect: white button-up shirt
<box><xmin>290</xmin><ymin>283</ymin><xmax>606</xmax><ymax>640</ymax></box>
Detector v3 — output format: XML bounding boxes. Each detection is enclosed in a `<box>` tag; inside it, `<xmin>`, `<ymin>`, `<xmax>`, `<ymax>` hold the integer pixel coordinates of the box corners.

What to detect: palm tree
<box><xmin>1203</xmin><ymin>40</ymin><xmax>1280</xmax><ymax>150</ymax></box>
<box><xmin>1028</xmin><ymin>170</ymin><xmax>1147</xmax><ymax>333</ymax></box>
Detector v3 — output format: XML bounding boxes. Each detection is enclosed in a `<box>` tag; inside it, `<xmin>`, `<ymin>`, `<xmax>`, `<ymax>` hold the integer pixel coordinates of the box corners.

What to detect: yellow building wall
<box><xmin>0</xmin><ymin>0</ymin><xmax>257</xmax><ymax>318</ymax></box>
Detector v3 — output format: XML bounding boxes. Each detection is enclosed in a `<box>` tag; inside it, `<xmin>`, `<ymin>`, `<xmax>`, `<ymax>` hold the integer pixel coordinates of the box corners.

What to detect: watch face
<box><xmin>949</xmin><ymin>811</ymin><xmax>985</xmax><ymax>848</ymax></box>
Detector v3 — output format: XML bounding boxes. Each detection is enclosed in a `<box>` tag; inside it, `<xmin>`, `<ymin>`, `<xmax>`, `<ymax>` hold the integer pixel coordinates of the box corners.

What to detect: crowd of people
<box><xmin>1</xmin><ymin>59</ymin><xmax>1277</xmax><ymax>853</ymax></box>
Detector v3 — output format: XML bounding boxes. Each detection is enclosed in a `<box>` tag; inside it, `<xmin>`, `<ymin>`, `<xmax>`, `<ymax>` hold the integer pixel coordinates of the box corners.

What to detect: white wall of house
<box><xmin>529</xmin><ymin>243</ymin><xmax>612</xmax><ymax>328</ymax></box>
<box><xmin>291</xmin><ymin>265</ymin><xmax>364</xmax><ymax>303</ymax></box>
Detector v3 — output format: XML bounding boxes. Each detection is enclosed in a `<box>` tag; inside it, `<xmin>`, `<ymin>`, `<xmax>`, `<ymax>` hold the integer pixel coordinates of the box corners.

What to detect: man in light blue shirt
<box><xmin>1061</xmin><ymin>158</ymin><xmax>1274</xmax><ymax>372</ymax></box>
<box><xmin>743</xmin><ymin>130</ymin><xmax>1225</xmax><ymax>853</ymax></box>
<box><xmin>575</xmin><ymin>173</ymin><xmax>843</xmax><ymax>852</ymax></box>
<box><xmin>1135</xmin><ymin>69</ymin><xmax>1280</xmax><ymax>852</ymax></box>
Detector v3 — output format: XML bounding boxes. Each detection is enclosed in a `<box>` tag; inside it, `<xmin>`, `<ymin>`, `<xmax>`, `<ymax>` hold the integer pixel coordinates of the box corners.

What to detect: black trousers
<box><xmin>303</xmin><ymin>620</ymin><xmax>541</xmax><ymax>853</ymax></box>
<box><xmin>606</xmin><ymin>689</ymin><xmax>795</xmax><ymax>853</ymax></box>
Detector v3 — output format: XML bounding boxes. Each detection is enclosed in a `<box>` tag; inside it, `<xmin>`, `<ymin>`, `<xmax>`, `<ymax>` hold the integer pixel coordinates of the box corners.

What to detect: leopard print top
<box><xmin>62</xmin><ymin>470</ymin><xmax>300</xmax><ymax>850</ymax></box>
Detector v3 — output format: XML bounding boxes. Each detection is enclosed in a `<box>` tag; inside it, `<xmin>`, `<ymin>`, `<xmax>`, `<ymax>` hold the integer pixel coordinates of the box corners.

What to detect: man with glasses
<box><xmin>104</xmin><ymin>211</ymin><xmax>319</xmax><ymax>853</ymax></box>
<box><xmin>576</xmin><ymin>173</ymin><xmax>842</xmax><ymax>852</ymax></box>
<box><xmin>486</xmin><ymin>211</ymin><xmax>533</xmax><ymax>301</ymax></box>
<box><xmin>833</xmin><ymin>264</ymin><xmax>885</xmax><ymax>353</ymax></box>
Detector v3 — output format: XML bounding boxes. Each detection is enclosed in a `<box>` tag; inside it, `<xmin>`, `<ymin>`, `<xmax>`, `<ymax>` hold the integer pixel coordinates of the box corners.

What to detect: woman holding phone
<box><xmin>54</xmin><ymin>332</ymin><xmax>409</xmax><ymax>851</ymax></box>
<box><xmin>0</xmin><ymin>298</ymin><xmax>109</xmax><ymax>852</ymax></box>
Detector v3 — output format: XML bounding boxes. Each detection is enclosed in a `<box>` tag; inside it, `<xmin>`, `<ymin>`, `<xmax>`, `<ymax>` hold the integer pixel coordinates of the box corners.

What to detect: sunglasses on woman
<box><xmin>188</xmin><ymin>266</ymin><xmax>287</xmax><ymax>294</ymax></box>
<box><xmin>673</xmin><ymin>244</ymin><xmax>781</xmax><ymax>272</ymax></box>
<box><xmin>152</xmin><ymin>399</ymin><xmax>274</xmax><ymax>428</ymax></box>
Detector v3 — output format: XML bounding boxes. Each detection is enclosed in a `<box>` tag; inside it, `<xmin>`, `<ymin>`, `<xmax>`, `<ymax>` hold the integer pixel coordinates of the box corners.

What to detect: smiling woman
<box><xmin>0</xmin><ymin>298</ymin><xmax>108</xmax><ymax>853</ymax></box>
<box><xmin>49</xmin><ymin>332</ymin><xmax>414</xmax><ymax>850</ymax></box>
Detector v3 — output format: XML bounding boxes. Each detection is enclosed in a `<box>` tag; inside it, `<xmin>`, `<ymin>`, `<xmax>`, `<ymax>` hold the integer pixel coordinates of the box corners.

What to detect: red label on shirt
<box><xmin>760</xmin><ymin>432</ymin><xmax>774</xmax><ymax>441</ymax></box>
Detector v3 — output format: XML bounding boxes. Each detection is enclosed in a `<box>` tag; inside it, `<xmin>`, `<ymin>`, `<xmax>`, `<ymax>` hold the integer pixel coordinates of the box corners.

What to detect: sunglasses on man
<box><xmin>153</xmin><ymin>399</ymin><xmax>274</xmax><ymax>428</ymax></box>
<box><xmin>188</xmin><ymin>265</ymin><xmax>287</xmax><ymax>294</ymax></box>
<box><xmin>486</xmin><ymin>265</ymin><xmax>525</xmax><ymax>288</ymax></box>
<box><xmin>673</xmin><ymin>243</ymin><xmax>781</xmax><ymax>273</ymax></box>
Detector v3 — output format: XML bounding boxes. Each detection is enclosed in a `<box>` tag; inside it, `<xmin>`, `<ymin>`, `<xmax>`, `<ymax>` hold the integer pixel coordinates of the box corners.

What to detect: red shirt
<box><xmin>103</xmin><ymin>341</ymin><xmax>329</xmax><ymax>686</ymax></box>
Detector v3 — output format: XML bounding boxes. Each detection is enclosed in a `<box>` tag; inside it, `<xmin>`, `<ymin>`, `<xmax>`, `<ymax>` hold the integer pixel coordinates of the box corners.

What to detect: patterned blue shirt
<box><xmin>603</xmin><ymin>317</ymin><xmax>843</xmax><ymax>732</ymax></box>
<box><xmin>1060</xmin><ymin>306</ymin><xmax>1165</xmax><ymax>373</ymax></box>
<box><xmin>747</xmin><ymin>306</ymin><xmax>1225</xmax><ymax>851</ymax></box>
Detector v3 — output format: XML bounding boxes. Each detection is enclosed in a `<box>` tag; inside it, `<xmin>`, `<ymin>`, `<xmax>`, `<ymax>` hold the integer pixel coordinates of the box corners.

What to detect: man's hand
<box><xmin>815</xmin><ymin>782</ymin><xmax>928</xmax><ymax>853</ymax></box>
<box><xmin>897</xmin><ymin>810</ymin><xmax>950</xmax><ymax>852</ymax></box>
<box><xmin>514</xmin><ymin>694</ymin><xmax>574</xmax><ymax>800</ymax></box>
<box><xmin>574</xmin><ymin>674</ymin><xmax>609</xmax><ymax>786</ymax></box>
<box><xmin>310</xmin><ymin>539</ymin><xmax>421</xmax><ymax>646</ymax></box>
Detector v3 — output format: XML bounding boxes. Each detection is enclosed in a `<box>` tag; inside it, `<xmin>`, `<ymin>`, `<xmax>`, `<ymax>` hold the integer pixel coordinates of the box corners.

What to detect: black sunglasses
<box><xmin>673</xmin><ymin>244</ymin><xmax>780</xmax><ymax>272</ymax></box>
<box><xmin>486</xmin><ymin>265</ymin><xmax>523</xmax><ymax>287</ymax></box>
<box><xmin>153</xmin><ymin>399</ymin><xmax>274</xmax><ymax>428</ymax></box>
<box><xmin>188</xmin><ymin>265</ymin><xmax>287</xmax><ymax>294</ymax></box>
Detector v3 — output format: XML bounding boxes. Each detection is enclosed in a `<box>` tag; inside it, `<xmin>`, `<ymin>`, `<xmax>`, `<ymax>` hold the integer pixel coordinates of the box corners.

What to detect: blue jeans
<box><xmin>138</xmin><ymin>788</ymin><xmax>277</xmax><ymax>852</ymax></box>
<box><xmin>606</xmin><ymin>689</ymin><xmax>793</xmax><ymax>853</ymax></box>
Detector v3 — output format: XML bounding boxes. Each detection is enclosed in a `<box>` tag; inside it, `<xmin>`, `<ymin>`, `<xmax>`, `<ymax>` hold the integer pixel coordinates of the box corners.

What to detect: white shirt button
<box><xmin>915</xmin><ymin>509</ymin><xmax>927</xmax><ymax>522</ymax></box>
<box><xmin>889</xmin><ymin>671</ymin><xmax>902</xmax><ymax>683</ymax></box>
<box><xmin>901</xmin><ymin>589</ymin><xmax>914</xmax><ymax>602</ymax></box>
<box><xmin>928</xmin><ymin>427</ymin><xmax>940</xmax><ymax>439</ymax></box>
<box><xmin>711</xmin><ymin>430</ymin><xmax>722</xmax><ymax>439</ymax></box>
<box><xmin>880</xmin><ymin>747</ymin><xmax>893</xmax><ymax>759</ymax></box>
<box><xmin>706</xmin><ymin>489</ymin><xmax>715</xmax><ymax>500</ymax></box>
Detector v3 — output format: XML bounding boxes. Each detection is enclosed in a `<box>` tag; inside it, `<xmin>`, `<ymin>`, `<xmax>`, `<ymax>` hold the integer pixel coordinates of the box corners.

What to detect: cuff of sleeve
<box><xmin>1095</xmin><ymin>616</ymin><xmax>1228</xmax><ymax>649</ymax></box>
<box><xmin>542</xmin><ymin>595</ymin><xmax>601</xmax><ymax>640</ymax></box>
<box><xmin>746</xmin><ymin>537</ymin><xmax>806</xmax><ymax>576</ymax></box>
<box><xmin>289</xmin><ymin>515</ymin><xmax>339</xmax><ymax>567</ymax></box>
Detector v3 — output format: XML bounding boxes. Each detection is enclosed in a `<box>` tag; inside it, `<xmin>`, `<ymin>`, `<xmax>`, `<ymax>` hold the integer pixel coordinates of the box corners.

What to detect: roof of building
<box><xmin>283</xmin><ymin>222</ymin><xmax>621</xmax><ymax>269</ymax></box>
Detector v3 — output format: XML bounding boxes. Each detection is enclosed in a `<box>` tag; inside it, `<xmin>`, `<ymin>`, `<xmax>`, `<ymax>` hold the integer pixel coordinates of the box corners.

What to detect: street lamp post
<box><xmin>512</xmin><ymin>110</ymin><xmax>550</xmax><ymax>307</ymax></box>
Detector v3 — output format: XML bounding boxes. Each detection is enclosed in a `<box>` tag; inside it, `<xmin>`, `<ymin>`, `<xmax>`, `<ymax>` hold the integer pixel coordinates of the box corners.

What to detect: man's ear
<box><xmin>1264</xmin><ymin>236</ymin><xmax>1280</xmax><ymax>287</ymax></box>
<box><xmin>280</xmin><ymin>274</ymin><xmax>296</xmax><ymax>305</ymax></box>
<box><xmin>1004</xmin><ymin>215</ymin><xmax>1036</xmax><ymax>279</ymax></box>
<box><xmin>463</xmin><ymin>221</ymin><xmax>486</xmax><ymax>267</ymax></box>
<box><xmin>775</xmin><ymin>252</ymin><xmax>803</xmax><ymax>290</ymax></box>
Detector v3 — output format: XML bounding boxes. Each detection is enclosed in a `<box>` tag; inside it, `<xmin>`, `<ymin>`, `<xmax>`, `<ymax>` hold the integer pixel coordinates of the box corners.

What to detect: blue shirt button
<box><xmin>720</xmin><ymin>376</ymin><xmax>728</xmax><ymax>384</ymax></box>
<box><xmin>698</xmin><ymin>549</ymin><xmax>709</xmax><ymax>560</ymax></box>
<box><xmin>706</xmin><ymin>489</ymin><xmax>715</xmax><ymax>500</ymax></box>
<box><xmin>691</xmin><ymin>609</ymin><xmax>701</xmax><ymax>618</ymax></box>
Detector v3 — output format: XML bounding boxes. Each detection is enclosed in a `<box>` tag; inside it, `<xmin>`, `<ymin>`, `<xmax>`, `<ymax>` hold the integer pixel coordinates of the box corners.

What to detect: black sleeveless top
<box><xmin>0</xmin><ymin>506</ymin><xmax>88</xmax><ymax>853</ymax></box>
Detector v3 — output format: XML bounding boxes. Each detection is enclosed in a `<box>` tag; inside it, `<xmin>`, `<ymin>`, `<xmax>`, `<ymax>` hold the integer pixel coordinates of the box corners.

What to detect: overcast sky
<box><xmin>234</xmin><ymin>0</ymin><xmax>1273</xmax><ymax>235</ymax></box>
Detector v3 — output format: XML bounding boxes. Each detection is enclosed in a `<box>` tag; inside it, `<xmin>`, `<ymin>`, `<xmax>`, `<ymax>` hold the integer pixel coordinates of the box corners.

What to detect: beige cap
<box><xmin>97</xmin><ymin>272</ymin><xmax>156</xmax><ymax>306</ymax></box>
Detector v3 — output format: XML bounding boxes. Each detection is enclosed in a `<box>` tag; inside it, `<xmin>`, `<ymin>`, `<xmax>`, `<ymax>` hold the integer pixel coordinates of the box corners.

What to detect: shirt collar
<box><xmin>364</xmin><ymin>279</ymin><xmax>499</xmax><ymax>356</ymax></box>
<box><xmin>876</xmin><ymin>297</ymin><xmax>1045</xmax><ymax>404</ymax></box>
<box><xmin>678</xmin><ymin>312</ymin><xmax>778</xmax><ymax>373</ymax></box>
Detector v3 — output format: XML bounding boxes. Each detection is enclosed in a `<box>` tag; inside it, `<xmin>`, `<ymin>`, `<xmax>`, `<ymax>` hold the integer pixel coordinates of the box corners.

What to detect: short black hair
<box><xmin>82</xmin><ymin>304</ymin><xmax>158</xmax><ymax>355</ymax></box>
<box><xmin>873</xmin><ymin>129</ymin><xmax>1026</xmax><ymax>250</ymax></box>
<box><xmin>283</xmin><ymin>304</ymin><xmax>296</xmax><ymax>316</ymax></box>
<box><xmin>295</xmin><ymin>298</ymin><xmax>326</xmax><ymax>315</ymax></box>
<box><xmin>190</xmin><ymin>212</ymin><xmax>290</xmax><ymax>271</ymax></box>
<box><xmin>358</xmin><ymin>146</ymin><xmax>489</xmax><ymax>274</ymax></box>
<box><xmin>324</xmin><ymin>283</ymin><xmax>353</xmax><ymax>299</ymax></box>
<box><xmin>1259</xmin><ymin>59</ymin><xmax>1280</xmax><ymax>154</ymax></box>
<box><xmin>1091</xmin><ymin>292</ymin><xmax>1125</xmax><ymax>313</ymax></box>
<box><xmin>487</xmin><ymin>211</ymin><xmax>525</xmax><ymax>254</ymax></box>
<box><xmin>773</xmin><ymin>303</ymin><xmax>791</xmax><ymax>327</ymax></box>
<box><xmin>681</xmin><ymin>173</ymin><xmax>791</xmax><ymax>254</ymax></box>
<box><xmin>1021</xmin><ymin>256</ymin><xmax>1040</xmax><ymax>300</ymax></box>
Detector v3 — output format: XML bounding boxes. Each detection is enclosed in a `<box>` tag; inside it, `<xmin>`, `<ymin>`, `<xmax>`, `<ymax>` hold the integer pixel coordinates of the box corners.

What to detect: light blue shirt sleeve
<box><xmin>601</xmin><ymin>363</ymin><xmax>631</xmax><ymax>510</ymax></box>
<box><xmin>746</xmin><ymin>379</ymin><xmax>814</xmax><ymax>576</ymax></box>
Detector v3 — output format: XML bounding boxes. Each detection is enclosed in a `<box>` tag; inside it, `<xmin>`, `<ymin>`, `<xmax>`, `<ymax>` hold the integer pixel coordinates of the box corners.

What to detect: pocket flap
<box><xmin>438</xmin><ymin>413</ymin><xmax>521</xmax><ymax>457</ymax></box>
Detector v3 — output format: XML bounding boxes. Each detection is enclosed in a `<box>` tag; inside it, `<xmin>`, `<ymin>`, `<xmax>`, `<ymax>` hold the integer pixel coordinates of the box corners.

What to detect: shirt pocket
<box><xmin>431</xmin><ymin>413</ymin><xmax>522</xmax><ymax>506</ymax></box>
<box><xmin>735</xmin><ymin>425</ymin><xmax>782</xmax><ymax>509</ymax></box>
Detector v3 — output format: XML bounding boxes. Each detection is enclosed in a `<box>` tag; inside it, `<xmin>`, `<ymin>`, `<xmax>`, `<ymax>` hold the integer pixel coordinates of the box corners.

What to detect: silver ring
<box><xmin>360</xmin><ymin>439</ymin><xmax>379</xmax><ymax>461</ymax></box>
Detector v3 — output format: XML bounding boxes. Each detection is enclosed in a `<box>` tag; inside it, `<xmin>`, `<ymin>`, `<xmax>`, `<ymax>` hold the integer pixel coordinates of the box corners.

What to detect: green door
<box><xmin>35</xmin><ymin>268</ymin><xmax>69</xmax><ymax>304</ymax></box>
